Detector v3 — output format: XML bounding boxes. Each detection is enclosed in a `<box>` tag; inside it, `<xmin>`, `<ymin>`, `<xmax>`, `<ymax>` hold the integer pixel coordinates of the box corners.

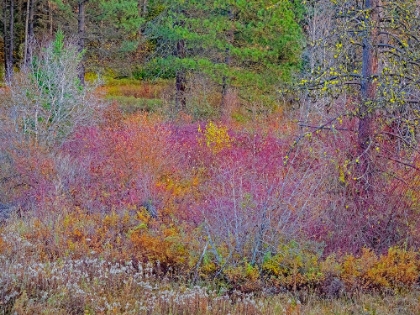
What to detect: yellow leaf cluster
<box><xmin>199</xmin><ymin>121</ymin><xmax>232</xmax><ymax>153</ymax></box>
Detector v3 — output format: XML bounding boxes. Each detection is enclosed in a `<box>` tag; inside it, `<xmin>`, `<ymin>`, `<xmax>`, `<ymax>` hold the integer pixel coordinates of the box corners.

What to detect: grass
<box><xmin>2</xmin><ymin>251</ymin><xmax>420</xmax><ymax>315</ymax></box>
<box><xmin>102</xmin><ymin>79</ymin><xmax>167</xmax><ymax>99</ymax></box>
<box><xmin>96</xmin><ymin>77</ymin><xmax>285</xmax><ymax>122</ymax></box>
<box><xmin>94</xmin><ymin>78</ymin><xmax>169</xmax><ymax>115</ymax></box>
<box><xmin>1</xmin><ymin>212</ymin><xmax>420</xmax><ymax>315</ymax></box>
<box><xmin>106</xmin><ymin>95</ymin><xmax>164</xmax><ymax>113</ymax></box>
<box><xmin>2</xmin><ymin>249</ymin><xmax>420</xmax><ymax>314</ymax></box>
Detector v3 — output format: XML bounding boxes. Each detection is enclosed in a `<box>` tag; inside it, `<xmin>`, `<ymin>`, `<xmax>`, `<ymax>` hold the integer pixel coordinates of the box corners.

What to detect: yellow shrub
<box><xmin>225</xmin><ymin>262</ymin><xmax>260</xmax><ymax>285</ymax></box>
<box><xmin>262</xmin><ymin>242</ymin><xmax>323</xmax><ymax>289</ymax></box>
<box><xmin>199</xmin><ymin>121</ymin><xmax>232</xmax><ymax>153</ymax></box>
<box><xmin>341</xmin><ymin>247</ymin><xmax>418</xmax><ymax>292</ymax></box>
<box><xmin>319</xmin><ymin>254</ymin><xmax>341</xmax><ymax>278</ymax></box>
<box><xmin>367</xmin><ymin>247</ymin><xmax>418</xmax><ymax>290</ymax></box>
<box><xmin>341</xmin><ymin>248</ymin><xmax>378</xmax><ymax>290</ymax></box>
<box><xmin>200</xmin><ymin>256</ymin><xmax>217</xmax><ymax>275</ymax></box>
<box><xmin>129</xmin><ymin>212</ymin><xmax>190</xmax><ymax>271</ymax></box>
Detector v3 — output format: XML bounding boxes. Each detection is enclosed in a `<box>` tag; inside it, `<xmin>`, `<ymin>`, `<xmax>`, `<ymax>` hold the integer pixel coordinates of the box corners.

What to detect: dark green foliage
<box><xmin>142</xmin><ymin>0</ymin><xmax>304</xmax><ymax>102</ymax></box>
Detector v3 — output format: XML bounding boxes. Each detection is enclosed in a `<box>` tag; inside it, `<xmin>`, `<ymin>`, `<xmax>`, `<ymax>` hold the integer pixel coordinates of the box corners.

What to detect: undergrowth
<box><xmin>1</xmin><ymin>75</ymin><xmax>420</xmax><ymax>314</ymax></box>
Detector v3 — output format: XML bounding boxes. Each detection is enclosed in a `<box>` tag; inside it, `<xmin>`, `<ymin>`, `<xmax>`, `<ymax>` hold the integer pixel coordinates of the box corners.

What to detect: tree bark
<box><xmin>175</xmin><ymin>14</ymin><xmax>186</xmax><ymax>112</ymax></box>
<box><xmin>139</xmin><ymin>0</ymin><xmax>147</xmax><ymax>17</ymax></box>
<box><xmin>3</xmin><ymin>0</ymin><xmax>8</xmax><ymax>82</ymax></box>
<box><xmin>138</xmin><ymin>0</ymin><xmax>147</xmax><ymax>38</ymax></box>
<box><xmin>77</xmin><ymin>0</ymin><xmax>87</xmax><ymax>85</ymax></box>
<box><xmin>175</xmin><ymin>38</ymin><xmax>186</xmax><ymax>111</ymax></box>
<box><xmin>23</xmin><ymin>0</ymin><xmax>34</xmax><ymax>67</ymax></box>
<box><xmin>356</xmin><ymin>0</ymin><xmax>379</xmax><ymax>194</ymax></box>
<box><xmin>221</xmin><ymin>7</ymin><xmax>234</xmax><ymax>109</ymax></box>
<box><xmin>29</xmin><ymin>0</ymin><xmax>34</xmax><ymax>39</ymax></box>
<box><xmin>3</xmin><ymin>0</ymin><xmax>14</xmax><ymax>84</ymax></box>
<box><xmin>416</xmin><ymin>0</ymin><xmax>420</xmax><ymax>18</ymax></box>
<box><xmin>9</xmin><ymin>0</ymin><xmax>14</xmax><ymax>78</ymax></box>
<box><xmin>48</xmin><ymin>0</ymin><xmax>53</xmax><ymax>37</ymax></box>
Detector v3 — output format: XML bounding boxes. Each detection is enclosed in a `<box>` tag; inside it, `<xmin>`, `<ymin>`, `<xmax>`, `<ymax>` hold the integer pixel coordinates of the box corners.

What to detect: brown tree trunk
<box><xmin>23</xmin><ymin>0</ymin><xmax>34</xmax><ymax>67</ymax></box>
<box><xmin>78</xmin><ymin>0</ymin><xmax>87</xmax><ymax>85</ymax></box>
<box><xmin>221</xmin><ymin>8</ymin><xmax>234</xmax><ymax>109</ymax></box>
<box><xmin>175</xmin><ymin>38</ymin><xmax>186</xmax><ymax>111</ymax></box>
<box><xmin>138</xmin><ymin>0</ymin><xmax>147</xmax><ymax>38</ymax></box>
<box><xmin>175</xmin><ymin>13</ymin><xmax>186</xmax><ymax>112</ymax></box>
<box><xmin>3</xmin><ymin>0</ymin><xmax>14</xmax><ymax>84</ymax></box>
<box><xmin>140</xmin><ymin>0</ymin><xmax>148</xmax><ymax>17</ymax></box>
<box><xmin>356</xmin><ymin>0</ymin><xmax>379</xmax><ymax>197</ymax></box>
<box><xmin>48</xmin><ymin>0</ymin><xmax>53</xmax><ymax>37</ymax></box>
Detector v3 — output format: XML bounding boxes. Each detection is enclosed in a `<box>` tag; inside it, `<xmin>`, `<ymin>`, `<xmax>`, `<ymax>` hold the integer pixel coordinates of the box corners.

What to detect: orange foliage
<box><xmin>341</xmin><ymin>248</ymin><xmax>418</xmax><ymax>291</ymax></box>
<box><xmin>129</xmin><ymin>210</ymin><xmax>190</xmax><ymax>272</ymax></box>
<box><xmin>0</xmin><ymin>236</ymin><xmax>5</xmax><ymax>253</ymax></box>
<box><xmin>367</xmin><ymin>247</ymin><xmax>418</xmax><ymax>290</ymax></box>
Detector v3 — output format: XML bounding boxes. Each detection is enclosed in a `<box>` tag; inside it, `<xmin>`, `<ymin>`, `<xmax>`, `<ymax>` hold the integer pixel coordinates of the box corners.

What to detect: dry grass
<box><xmin>94</xmin><ymin>79</ymin><xmax>170</xmax><ymax>116</ymax></box>
<box><xmin>1</xmin><ymin>214</ymin><xmax>420</xmax><ymax>315</ymax></box>
<box><xmin>105</xmin><ymin>96</ymin><xmax>163</xmax><ymax>114</ymax></box>
<box><xmin>99</xmin><ymin>79</ymin><xmax>168</xmax><ymax>99</ymax></box>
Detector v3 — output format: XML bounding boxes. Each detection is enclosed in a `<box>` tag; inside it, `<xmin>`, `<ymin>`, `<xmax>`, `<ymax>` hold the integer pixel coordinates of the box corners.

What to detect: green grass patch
<box><xmin>106</xmin><ymin>95</ymin><xmax>164</xmax><ymax>113</ymax></box>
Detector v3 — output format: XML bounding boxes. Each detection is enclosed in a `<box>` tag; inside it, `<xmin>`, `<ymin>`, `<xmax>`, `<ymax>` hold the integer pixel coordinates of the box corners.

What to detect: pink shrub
<box><xmin>61</xmin><ymin>114</ymin><xmax>180</xmax><ymax>213</ymax></box>
<box><xmin>5</xmin><ymin>109</ymin><xmax>420</xmax><ymax>259</ymax></box>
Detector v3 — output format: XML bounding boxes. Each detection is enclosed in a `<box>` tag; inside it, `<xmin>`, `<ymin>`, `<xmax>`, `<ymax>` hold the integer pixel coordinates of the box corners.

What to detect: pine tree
<box><xmin>142</xmin><ymin>0</ymin><xmax>304</xmax><ymax>112</ymax></box>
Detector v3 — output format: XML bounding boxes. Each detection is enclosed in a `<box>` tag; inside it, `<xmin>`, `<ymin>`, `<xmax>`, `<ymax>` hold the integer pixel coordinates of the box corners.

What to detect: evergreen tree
<box><xmin>142</xmin><ymin>0</ymin><xmax>304</xmax><ymax>111</ymax></box>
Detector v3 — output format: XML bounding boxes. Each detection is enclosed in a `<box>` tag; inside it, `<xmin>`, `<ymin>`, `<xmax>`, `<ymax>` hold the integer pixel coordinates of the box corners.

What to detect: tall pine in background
<box><xmin>141</xmin><ymin>0</ymin><xmax>304</xmax><ymax>112</ymax></box>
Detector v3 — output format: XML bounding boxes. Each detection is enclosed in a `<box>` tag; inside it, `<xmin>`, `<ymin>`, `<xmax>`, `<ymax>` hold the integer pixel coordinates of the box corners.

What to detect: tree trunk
<box><xmin>417</xmin><ymin>0</ymin><xmax>420</xmax><ymax>18</ymax></box>
<box><xmin>140</xmin><ymin>0</ymin><xmax>148</xmax><ymax>17</ymax></box>
<box><xmin>9</xmin><ymin>0</ymin><xmax>14</xmax><ymax>78</ymax></box>
<box><xmin>23</xmin><ymin>0</ymin><xmax>35</xmax><ymax>67</ymax></box>
<box><xmin>48</xmin><ymin>0</ymin><xmax>53</xmax><ymax>37</ymax></box>
<box><xmin>29</xmin><ymin>0</ymin><xmax>34</xmax><ymax>38</ymax></box>
<box><xmin>356</xmin><ymin>0</ymin><xmax>379</xmax><ymax>196</ymax></box>
<box><xmin>3</xmin><ymin>0</ymin><xmax>14</xmax><ymax>84</ymax></box>
<box><xmin>175</xmin><ymin>38</ymin><xmax>186</xmax><ymax>111</ymax></box>
<box><xmin>221</xmin><ymin>7</ymin><xmax>234</xmax><ymax>109</ymax></box>
<box><xmin>3</xmin><ymin>0</ymin><xmax>8</xmax><ymax>82</ymax></box>
<box><xmin>28</xmin><ymin>0</ymin><xmax>34</xmax><ymax>61</ymax></box>
<box><xmin>138</xmin><ymin>0</ymin><xmax>147</xmax><ymax>37</ymax></box>
<box><xmin>77</xmin><ymin>0</ymin><xmax>86</xmax><ymax>85</ymax></box>
<box><xmin>175</xmin><ymin>14</ymin><xmax>186</xmax><ymax>112</ymax></box>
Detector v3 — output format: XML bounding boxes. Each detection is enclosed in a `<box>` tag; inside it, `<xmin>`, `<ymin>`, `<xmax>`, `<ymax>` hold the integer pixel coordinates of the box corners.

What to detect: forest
<box><xmin>1</xmin><ymin>0</ymin><xmax>420</xmax><ymax>314</ymax></box>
